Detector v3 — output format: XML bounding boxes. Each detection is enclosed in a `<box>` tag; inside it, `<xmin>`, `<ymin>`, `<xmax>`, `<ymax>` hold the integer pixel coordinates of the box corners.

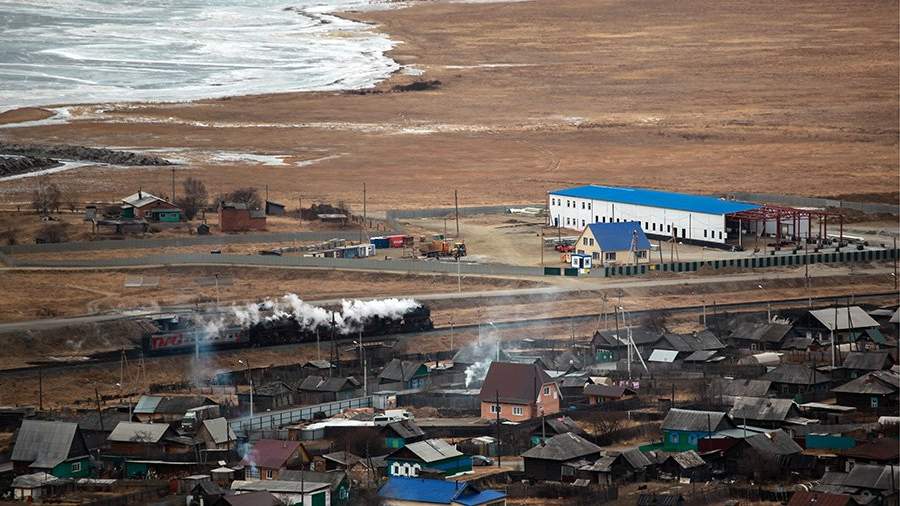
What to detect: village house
<box><xmin>717</xmin><ymin>429</ymin><xmax>805</xmax><ymax>480</ymax></box>
<box><xmin>831</xmin><ymin>370</ymin><xmax>899</xmax><ymax>412</ymax></box>
<box><xmin>479</xmin><ymin>362</ymin><xmax>561</xmax><ymax>421</ymax></box>
<box><xmin>728</xmin><ymin>397</ymin><xmax>803</xmax><ymax>428</ymax></box>
<box><xmin>377</xmin><ymin>359</ymin><xmax>430</xmax><ymax>390</ymax></box>
<box><xmin>727</xmin><ymin>321</ymin><xmax>794</xmax><ymax>351</ymax></box>
<box><xmin>121</xmin><ymin>190</ymin><xmax>181</xmax><ymax>222</ymax></box>
<box><xmin>239</xmin><ymin>381</ymin><xmax>295</xmax><ymax>413</ymax></box>
<box><xmin>103</xmin><ymin>421</ymin><xmax>201</xmax><ymax>478</ymax></box>
<box><xmin>557</xmin><ymin>373</ymin><xmax>593</xmax><ymax>401</ymax></box>
<box><xmin>382</xmin><ymin>420</ymin><xmax>426</xmax><ymax>449</ymax></box>
<box><xmin>522</xmin><ymin>432</ymin><xmax>603</xmax><ymax>482</ymax></box>
<box><xmin>763</xmin><ymin>364</ymin><xmax>831</xmax><ymax>399</ymax></box>
<box><xmin>530</xmin><ymin>416</ymin><xmax>585</xmax><ymax>446</ymax></box>
<box><xmin>11</xmin><ymin>420</ymin><xmax>91</xmax><ymax>479</ymax></box>
<box><xmin>814</xmin><ymin>463</ymin><xmax>900</xmax><ymax>505</ymax></box>
<box><xmin>196</xmin><ymin>417</ymin><xmax>237</xmax><ymax>451</ymax></box>
<box><xmin>842</xmin><ymin>352</ymin><xmax>895</xmax><ymax>380</ymax></box>
<box><xmin>301</xmin><ymin>360</ymin><xmax>334</xmax><ymax>376</ymax></box>
<box><xmin>798</xmin><ymin>307</ymin><xmax>885</xmax><ymax>347</ymax></box>
<box><xmin>378</xmin><ymin>476</ymin><xmax>507</xmax><ymax>506</ymax></box>
<box><xmin>661</xmin><ymin>409</ymin><xmax>734</xmax><ymax>451</ymax></box>
<box><xmin>574</xmin><ymin>221</ymin><xmax>651</xmax><ymax>266</ymax></box>
<box><xmin>241</xmin><ymin>439</ymin><xmax>311</xmax><ymax>480</ymax></box>
<box><xmin>133</xmin><ymin>395</ymin><xmax>217</xmax><ymax>425</ymax></box>
<box><xmin>11</xmin><ymin>473</ymin><xmax>72</xmax><ymax>502</ymax></box>
<box><xmin>280</xmin><ymin>470</ymin><xmax>353</xmax><ymax>505</ymax></box>
<box><xmin>654</xmin><ymin>451</ymin><xmax>709</xmax><ymax>481</ymax></box>
<box><xmin>230</xmin><ymin>479</ymin><xmax>331</xmax><ymax>506</ymax></box>
<box><xmin>218</xmin><ymin>201</ymin><xmax>266</xmax><ymax>232</ymax></box>
<box><xmin>584</xmin><ymin>384</ymin><xmax>638</xmax><ymax>406</ymax></box>
<box><xmin>296</xmin><ymin>376</ymin><xmax>361</xmax><ymax>404</ymax></box>
<box><xmin>591</xmin><ymin>328</ymin><xmax>666</xmax><ymax>362</ymax></box>
<box><xmin>838</xmin><ymin>438</ymin><xmax>900</xmax><ymax>467</ymax></box>
<box><xmin>386</xmin><ymin>438</ymin><xmax>472</xmax><ymax>478</ymax></box>
<box><xmin>576</xmin><ymin>448</ymin><xmax>653</xmax><ymax>485</ymax></box>
<box><xmin>714</xmin><ymin>378</ymin><xmax>773</xmax><ymax>403</ymax></box>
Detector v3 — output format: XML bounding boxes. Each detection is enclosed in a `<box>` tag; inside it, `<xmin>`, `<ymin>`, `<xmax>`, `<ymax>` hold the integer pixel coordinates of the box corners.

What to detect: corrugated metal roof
<box><xmin>585</xmin><ymin>222</ymin><xmax>651</xmax><ymax>251</ymax></box>
<box><xmin>842</xmin><ymin>351</ymin><xmax>892</xmax><ymax>371</ymax></box>
<box><xmin>133</xmin><ymin>395</ymin><xmax>162</xmax><ymax>414</ymax></box>
<box><xmin>11</xmin><ymin>420</ymin><xmax>83</xmax><ymax>469</ymax></box>
<box><xmin>107</xmin><ymin>422</ymin><xmax>170</xmax><ymax>443</ymax></box>
<box><xmin>763</xmin><ymin>364</ymin><xmax>830</xmax><ymax>385</ymax></box>
<box><xmin>729</xmin><ymin>397</ymin><xmax>798</xmax><ymax>422</ymax></box>
<box><xmin>809</xmin><ymin>307</ymin><xmax>879</xmax><ymax>331</ymax></box>
<box><xmin>403</xmin><ymin>439</ymin><xmax>463</xmax><ymax>463</ymax></box>
<box><xmin>201</xmin><ymin>418</ymin><xmax>235</xmax><ymax>445</ymax></box>
<box><xmin>831</xmin><ymin>371</ymin><xmax>899</xmax><ymax>395</ymax></box>
<box><xmin>788</xmin><ymin>491</ymin><xmax>851</xmax><ymax>506</ymax></box>
<box><xmin>378</xmin><ymin>477</ymin><xmax>506</xmax><ymax>506</ymax></box>
<box><xmin>550</xmin><ymin>185</ymin><xmax>760</xmax><ymax>215</ymax></box>
<box><xmin>744</xmin><ymin>429</ymin><xmax>802</xmax><ymax>456</ymax></box>
<box><xmin>231</xmin><ymin>479</ymin><xmax>329</xmax><ymax>493</ymax></box>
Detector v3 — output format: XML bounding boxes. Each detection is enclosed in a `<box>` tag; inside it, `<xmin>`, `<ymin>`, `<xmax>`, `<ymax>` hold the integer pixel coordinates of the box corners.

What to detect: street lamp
<box><xmin>115</xmin><ymin>382</ymin><xmax>132</xmax><ymax>420</ymax></box>
<box><xmin>353</xmin><ymin>339</ymin><xmax>367</xmax><ymax>396</ymax></box>
<box><xmin>238</xmin><ymin>359</ymin><xmax>253</xmax><ymax>418</ymax></box>
<box><xmin>758</xmin><ymin>284</ymin><xmax>771</xmax><ymax>322</ymax></box>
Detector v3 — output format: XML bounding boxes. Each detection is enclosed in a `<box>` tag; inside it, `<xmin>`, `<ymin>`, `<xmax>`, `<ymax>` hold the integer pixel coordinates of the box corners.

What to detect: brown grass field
<box><xmin>0</xmin><ymin>0</ymin><xmax>896</xmax><ymax>212</ymax></box>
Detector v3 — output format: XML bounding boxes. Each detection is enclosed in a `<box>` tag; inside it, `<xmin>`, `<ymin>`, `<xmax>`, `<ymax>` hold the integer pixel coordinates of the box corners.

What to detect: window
<box><xmin>592</xmin><ymin>252</ymin><xmax>600</xmax><ymax>260</ymax></box>
<box><xmin>595</xmin><ymin>216</ymin><xmax>599</xmax><ymax>223</ymax></box>
<box><xmin>266</xmin><ymin>469</ymin><xmax>274</xmax><ymax>479</ymax></box>
<box><xmin>704</xmin><ymin>230</ymin><xmax>707</xmax><ymax>238</ymax></box>
<box><xmin>583</xmin><ymin>238</ymin><xmax>588</xmax><ymax>246</ymax></box>
<box><xmin>636</xmin><ymin>250</ymin><xmax>647</xmax><ymax>258</ymax></box>
<box><xmin>669</xmin><ymin>432</ymin><xmax>679</xmax><ymax>443</ymax></box>
<box><xmin>871</xmin><ymin>397</ymin><xmax>879</xmax><ymax>408</ymax></box>
<box><xmin>543</xmin><ymin>386</ymin><xmax>550</xmax><ymax>395</ymax></box>
<box><xmin>581</xmin><ymin>220</ymin><xmax>585</xmax><ymax>227</ymax></box>
<box><xmin>588</xmin><ymin>203</ymin><xmax>591</xmax><ymax>210</ymax></box>
<box><xmin>581</xmin><ymin>202</ymin><xmax>585</xmax><ymax>209</ymax></box>
<box><xmin>645</xmin><ymin>222</ymin><xmax>649</xmax><ymax>229</ymax></box>
<box><xmin>602</xmin><ymin>217</ymin><xmax>606</xmax><ymax>223</ymax></box>
<box><xmin>512</xmin><ymin>406</ymin><xmax>524</xmax><ymax>416</ymax></box>
<box><xmin>490</xmin><ymin>404</ymin><xmax>501</xmax><ymax>414</ymax></box>
<box><xmin>667</xmin><ymin>225</ymin><xmax>671</xmax><ymax>233</ymax></box>
<box><xmin>71</xmin><ymin>462</ymin><xmax>82</xmax><ymax>473</ymax></box>
<box><xmin>718</xmin><ymin>231</ymin><xmax>722</xmax><ymax>240</ymax></box>
<box><xmin>652</xmin><ymin>223</ymin><xmax>656</xmax><ymax>231</ymax></box>
<box><xmin>605</xmin><ymin>252</ymin><xmax>616</xmax><ymax>261</ymax></box>
<box><xmin>589</xmin><ymin>238</ymin><xmax>594</xmax><ymax>246</ymax></box>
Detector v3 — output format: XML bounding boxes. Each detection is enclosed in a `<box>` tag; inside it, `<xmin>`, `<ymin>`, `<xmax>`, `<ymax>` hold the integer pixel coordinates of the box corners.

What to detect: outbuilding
<box><xmin>574</xmin><ymin>221</ymin><xmax>651</xmax><ymax>266</ymax></box>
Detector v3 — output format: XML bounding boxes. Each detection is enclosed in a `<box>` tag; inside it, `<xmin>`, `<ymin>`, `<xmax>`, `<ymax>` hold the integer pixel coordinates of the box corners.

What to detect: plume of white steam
<box><xmin>339</xmin><ymin>298</ymin><xmax>420</xmax><ymax>333</ymax></box>
<box><xmin>464</xmin><ymin>326</ymin><xmax>501</xmax><ymax>388</ymax></box>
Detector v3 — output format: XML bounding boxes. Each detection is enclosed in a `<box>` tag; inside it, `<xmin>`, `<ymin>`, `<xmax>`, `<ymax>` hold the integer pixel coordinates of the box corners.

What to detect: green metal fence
<box><xmin>600</xmin><ymin>248</ymin><xmax>898</xmax><ymax>278</ymax></box>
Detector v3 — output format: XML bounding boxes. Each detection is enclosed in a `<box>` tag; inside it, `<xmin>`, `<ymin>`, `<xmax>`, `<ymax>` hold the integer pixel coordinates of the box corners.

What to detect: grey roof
<box><xmin>730</xmin><ymin>322</ymin><xmax>793</xmax><ymax>343</ymax></box>
<box><xmin>402</xmin><ymin>439</ymin><xmax>463</xmax><ymax>463</ymax></box>
<box><xmin>683</xmin><ymin>350</ymin><xmax>719</xmax><ymax>362</ymax></box>
<box><xmin>559</xmin><ymin>375</ymin><xmax>592</xmax><ymax>389</ymax></box>
<box><xmin>809</xmin><ymin>307</ymin><xmax>879</xmax><ymax>331</ymax></box>
<box><xmin>231</xmin><ymin>479</ymin><xmax>330</xmax><ymax>494</ymax></box>
<box><xmin>521</xmin><ymin>432</ymin><xmax>602</xmax><ymax>461</ymax></box>
<box><xmin>11</xmin><ymin>420</ymin><xmax>84</xmax><ymax>469</ymax></box>
<box><xmin>659</xmin><ymin>450</ymin><xmax>706</xmax><ymax>469</ymax></box>
<box><xmin>385</xmin><ymin>420</ymin><xmax>425</xmax><ymax>440</ymax></box>
<box><xmin>619</xmin><ymin>448</ymin><xmax>652</xmax><ymax>469</ymax></box>
<box><xmin>322</xmin><ymin>451</ymin><xmax>362</xmax><ymax>467</ymax></box>
<box><xmin>729</xmin><ymin>397</ymin><xmax>798</xmax><ymax>422</ymax></box>
<box><xmin>580</xmin><ymin>455</ymin><xmax>616</xmax><ymax>472</ymax></box>
<box><xmin>842</xmin><ymin>352</ymin><xmax>892</xmax><ymax>371</ymax></box>
<box><xmin>133</xmin><ymin>395</ymin><xmax>214</xmax><ymax>415</ymax></box>
<box><xmin>781</xmin><ymin>337</ymin><xmax>815</xmax><ymax>350</ymax></box>
<box><xmin>56</xmin><ymin>410</ymin><xmax>131</xmax><ymax>432</ymax></box>
<box><xmin>254</xmin><ymin>382</ymin><xmax>293</xmax><ymax>396</ymax></box>
<box><xmin>832</xmin><ymin>371</ymin><xmax>900</xmax><ymax>395</ymax></box>
<box><xmin>744</xmin><ymin>429</ymin><xmax>802</xmax><ymax>456</ymax></box>
<box><xmin>279</xmin><ymin>470</ymin><xmax>348</xmax><ymax>490</ymax></box>
<box><xmin>379</xmin><ymin>359</ymin><xmax>426</xmax><ymax>382</ymax></box>
<box><xmin>660</xmin><ymin>332</ymin><xmax>725</xmax><ymax>352</ymax></box>
<box><xmin>583</xmin><ymin>384</ymin><xmax>636</xmax><ymax>398</ymax></box>
<box><xmin>201</xmin><ymin>418</ymin><xmax>236</xmax><ymax>445</ymax></box>
<box><xmin>593</xmin><ymin>328</ymin><xmax>663</xmax><ymax>347</ymax></box>
<box><xmin>107</xmin><ymin>422</ymin><xmax>170</xmax><ymax>443</ymax></box>
<box><xmin>763</xmin><ymin>364</ymin><xmax>830</xmax><ymax>385</ymax></box>
<box><xmin>122</xmin><ymin>191</ymin><xmax>167</xmax><ymax>208</ymax></box>
<box><xmin>298</xmin><ymin>376</ymin><xmax>359</xmax><ymax>392</ymax></box>
<box><xmin>545</xmin><ymin>416</ymin><xmax>585</xmax><ymax>436</ymax></box>
<box><xmin>649</xmin><ymin>349</ymin><xmax>679</xmax><ymax>363</ymax></box>
<box><xmin>662</xmin><ymin>409</ymin><xmax>732</xmax><ymax>432</ymax></box>
<box><xmin>820</xmin><ymin>464</ymin><xmax>900</xmax><ymax>491</ymax></box>
<box><xmin>717</xmin><ymin>378</ymin><xmax>773</xmax><ymax>398</ymax></box>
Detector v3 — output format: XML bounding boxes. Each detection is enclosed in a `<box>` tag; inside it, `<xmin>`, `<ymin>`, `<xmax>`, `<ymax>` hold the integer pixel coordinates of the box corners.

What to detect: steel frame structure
<box><xmin>726</xmin><ymin>204</ymin><xmax>844</xmax><ymax>249</ymax></box>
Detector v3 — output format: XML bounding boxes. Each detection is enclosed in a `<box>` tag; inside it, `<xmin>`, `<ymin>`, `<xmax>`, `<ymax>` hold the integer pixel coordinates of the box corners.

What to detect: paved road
<box><xmin>0</xmin><ymin>265</ymin><xmax>893</xmax><ymax>333</ymax></box>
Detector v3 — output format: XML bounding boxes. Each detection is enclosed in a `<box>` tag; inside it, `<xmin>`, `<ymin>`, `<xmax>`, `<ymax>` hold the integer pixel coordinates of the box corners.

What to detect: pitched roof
<box><xmin>521</xmin><ymin>432</ymin><xmax>602</xmax><ymax>461</ymax></box>
<box><xmin>729</xmin><ymin>397</ymin><xmax>798</xmax><ymax>422</ymax></box>
<box><xmin>660</xmin><ymin>450</ymin><xmax>706</xmax><ymax>469</ymax></box>
<box><xmin>593</xmin><ymin>328</ymin><xmax>664</xmax><ymax>347</ymax></box>
<box><xmin>809</xmin><ymin>307</ymin><xmax>879</xmax><ymax>331</ymax></box>
<box><xmin>584</xmin><ymin>221</ymin><xmax>652</xmax><ymax>251</ymax></box>
<box><xmin>661</xmin><ymin>409</ymin><xmax>732</xmax><ymax>432</ymax></box>
<box><xmin>242</xmin><ymin>439</ymin><xmax>303</xmax><ymax>469</ymax></box>
<box><xmin>254</xmin><ymin>381</ymin><xmax>294</xmax><ymax>396</ymax></box>
<box><xmin>831</xmin><ymin>371</ymin><xmax>900</xmax><ymax>395</ymax></box>
<box><xmin>201</xmin><ymin>418</ymin><xmax>236</xmax><ymax>445</ymax></box>
<box><xmin>56</xmin><ymin>410</ymin><xmax>131</xmax><ymax>433</ymax></box>
<box><xmin>479</xmin><ymin>362</ymin><xmax>551</xmax><ymax>404</ymax></box>
<box><xmin>107</xmin><ymin>422</ymin><xmax>171</xmax><ymax>443</ymax></box>
<box><xmin>378</xmin><ymin>476</ymin><xmax>506</xmax><ymax>506</ymax></box>
<box><xmin>839</xmin><ymin>438</ymin><xmax>900</xmax><ymax>462</ymax></box>
<box><xmin>717</xmin><ymin>378</ymin><xmax>773</xmax><ymax>398</ymax></box>
<box><xmin>763</xmin><ymin>364</ymin><xmax>830</xmax><ymax>385</ymax></box>
<box><xmin>231</xmin><ymin>479</ymin><xmax>329</xmax><ymax>494</ymax></box>
<box><xmin>683</xmin><ymin>350</ymin><xmax>719</xmax><ymax>363</ymax></box>
<box><xmin>11</xmin><ymin>420</ymin><xmax>85</xmax><ymax>469</ymax></box>
<box><xmin>379</xmin><ymin>359</ymin><xmax>426</xmax><ymax>383</ymax></box>
<box><xmin>660</xmin><ymin>332</ymin><xmax>726</xmax><ymax>352</ymax></box>
<box><xmin>385</xmin><ymin>420</ymin><xmax>425</xmax><ymax>440</ymax></box>
<box><xmin>133</xmin><ymin>395</ymin><xmax>214</xmax><ymax>415</ymax></box>
<box><xmin>820</xmin><ymin>464</ymin><xmax>900</xmax><ymax>490</ymax></box>
<box><xmin>788</xmin><ymin>491</ymin><xmax>851</xmax><ymax>506</ymax></box>
<box><xmin>743</xmin><ymin>429</ymin><xmax>802</xmax><ymax>456</ymax></box>
<box><xmin>637</xmin><ymin>494</ymin><xmax>685</xmax><ymax>506</ymax></box>
<box><xmin>842</xmin><ymin>352</ymin><xmax>892</xmax><ymax>371</ymax></box>
<box><xmin>12</xmin><ymin>472</ymin><xmax>65</xmax><ymax>489</ymax></box>
<box><xmin>398</xmin><ymin>439</ymin><xmax>463</xmax><ymax>464</ymax></box>
<box><xmin>620</xmin><ymin>448</ymin><xmax>653</xmax><ymax>469</ymax></box>
<box><xmin>551</xmin><ymin>185</ymin><xmax>759</xmax><ymax>215</ymax></box>
<box><xmin>122</xmin><ymin>191</ymin><xmax>168</xmax><ymax>208</ymax></box>
<box><xmin>298</xmin><ymin>376</ymin><xmax>360</xmax><ymax>392</ymax></box>
<box><xmin>322</xmin><ymin>451</ymin><xmax>362</xmax><ymax>467</ymax></box>
<box><xmin>649</xmin><ymin>349</ymin><xmax>679</xmax><ymax>363</ymax></box>
<box><xmin>730</xmin><ymin>321</ymin><xmax>793</xmax><ymax>343</ymax></box>
<box><xmin>583</xmin><ymin>384</ymin><xmax>635</xmax><ymax>398</ymax></box>
<box><xmin>219</xmin><ymin>491</ymin><xmax>280</xmax><ymax>506</ymax></box>
<box><xmin>544</xmin><ymin>416</ymin><xmax>585</xmax><ymax>436</ymax></box>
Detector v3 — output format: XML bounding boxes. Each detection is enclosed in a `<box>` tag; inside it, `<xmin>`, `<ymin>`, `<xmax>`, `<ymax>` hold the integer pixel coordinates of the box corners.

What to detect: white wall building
<box><xmin>547</xmin><ymin>185</ymin><xmax>762</xmax><ymax>247</ymax></box>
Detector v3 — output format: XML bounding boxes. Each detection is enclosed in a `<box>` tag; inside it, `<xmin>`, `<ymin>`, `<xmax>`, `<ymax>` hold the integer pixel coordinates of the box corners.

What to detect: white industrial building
<box><xmin>546</xmin><ymin>185</ymin><xmax>824</xmax><ymax>248</ymax></box>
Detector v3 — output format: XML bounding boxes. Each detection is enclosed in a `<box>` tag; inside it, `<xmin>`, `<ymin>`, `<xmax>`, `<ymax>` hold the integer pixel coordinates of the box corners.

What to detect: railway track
<box><xmin>1</xmin><ymin>290</ymin><xmax>896</xmax><ymax>379</ymax></box>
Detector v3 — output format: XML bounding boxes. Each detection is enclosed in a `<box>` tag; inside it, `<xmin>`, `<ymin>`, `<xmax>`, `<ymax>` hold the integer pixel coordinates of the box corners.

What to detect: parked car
<box><xmin>472</xmin><ymin>456</ymin><xmax>494</xmax><ymax>466</ymax></box>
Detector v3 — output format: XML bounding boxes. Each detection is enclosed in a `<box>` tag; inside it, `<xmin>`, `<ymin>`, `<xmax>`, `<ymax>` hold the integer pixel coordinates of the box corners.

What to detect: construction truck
<box><xmin>421</xmin><ymin>239</ymin><xmax>467</xmax><ymax>259</ymax></box>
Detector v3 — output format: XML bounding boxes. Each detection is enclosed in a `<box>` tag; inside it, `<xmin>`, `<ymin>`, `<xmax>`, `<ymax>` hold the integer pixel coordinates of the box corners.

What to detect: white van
<box><xmin>373</xmin><ymin>410</ymin><xmax>414</xmax><ymax>426</ymax></box>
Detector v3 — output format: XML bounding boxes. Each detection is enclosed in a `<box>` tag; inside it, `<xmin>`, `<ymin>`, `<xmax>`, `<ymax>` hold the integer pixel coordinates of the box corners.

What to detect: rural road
<box><xmin>0</xmin><ymin>265</ymin><xmax>894</xmax><ymax>333</ymax></box>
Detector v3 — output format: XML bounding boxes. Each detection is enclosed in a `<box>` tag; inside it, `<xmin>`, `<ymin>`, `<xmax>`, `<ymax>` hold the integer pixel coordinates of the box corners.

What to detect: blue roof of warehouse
<box><xmin>378</xmin><ymin>477</ymin><xmax>507</xmax><ymax>505</ymax></box>
<box><xmin>587</xmin><ymin>222</ymin><xmax>652</xmax><ymax>251</ymax></box>
<box><xmin>550</xmin><ymin>185</ymin><xmax>760</xmax><ymax>215</ymax></box>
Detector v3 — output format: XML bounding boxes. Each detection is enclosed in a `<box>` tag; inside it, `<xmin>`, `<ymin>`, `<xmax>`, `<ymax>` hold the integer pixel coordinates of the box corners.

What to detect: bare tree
<box><xmin>64</xmin><ymin>188</ymin><xmax>79</xmax><ymax>213</ymax></box>
<box><xmin>31</xmin><ymin>176</ymin><xmax>61</xmax><ymax>215</ymax></box>
<box><xmin>0</xmin><ymin>226</ymin><xmax>18</xmax><ymax>246</ymax></box>
<box><xmin>224</xmin><ymin>187</ymin><xmax>262</xmax><ymax>210</ymax></box>
<box><xmin>176</xmin><ymin>177</ymin><xmax>208</xmax><ymax>220</ymax></box>
<box><xmin>35</xmin><ymin>223</ymin><xmax>69</xmax><ymax>243</ymax></box>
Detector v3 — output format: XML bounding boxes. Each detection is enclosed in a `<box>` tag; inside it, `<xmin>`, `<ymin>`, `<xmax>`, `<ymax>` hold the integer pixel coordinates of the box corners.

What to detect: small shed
<box><xmin>265</xmin><ymin>200</ymin><xmax>286</xmax><ymax>216</ymax></box>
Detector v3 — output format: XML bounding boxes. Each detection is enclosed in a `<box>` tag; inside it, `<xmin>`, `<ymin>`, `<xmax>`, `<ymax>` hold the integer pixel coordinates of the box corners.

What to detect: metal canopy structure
<box><xmin>725</xmin><ymin>204</ymin><xmax>844</xmax><ymax>248</ymax></box>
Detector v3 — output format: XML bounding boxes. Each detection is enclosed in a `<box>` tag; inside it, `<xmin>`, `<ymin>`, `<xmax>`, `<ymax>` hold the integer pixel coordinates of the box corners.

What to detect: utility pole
<box><xmin>449</xmin><ymin>318</ymin><xmax>454</xmax><ymax>353</ymax></box>
<box><xmin>316</xmin><ymin>328</ymin><xmax>321</xmax><ymax>361</ymax></box>
<box><xmin>94</xmin><ymin>386</ymin><xmax>104</xmax><ymax>431</ymax></box>
<box><xmin>38</xmin><ymin>367</ymin><xmax>43</xmax><ymax>411</ymax></box>
<box><xmin>171</xmin><ymin>168</ymin><xmax>176</xmax><ymax>203</ymax></box>
<box><xmin>894</xmin><ymin>237</ymin><xmax>898</xmax><ymax>291</ymax></box>
<box><xmin>454</xmin><ymin>190</ymin><xmax>460</xmax><ymax>238</ymax></box>
<box><xmin>495</xmin><ymin>390</ymin><xmax>501</xmax><ymax>468</ymax></box>
<box><xmin>540</xmin><ymin>228</ymin><xmax>544</xmax><ymax>266</ymax></box>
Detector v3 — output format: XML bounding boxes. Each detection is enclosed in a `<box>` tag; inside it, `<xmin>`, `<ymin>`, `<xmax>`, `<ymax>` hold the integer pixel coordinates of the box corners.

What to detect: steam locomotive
<box><xmin>141</xmin><ymin>305</ymin><xmax>434</xmax><ymax>355</ymax></box>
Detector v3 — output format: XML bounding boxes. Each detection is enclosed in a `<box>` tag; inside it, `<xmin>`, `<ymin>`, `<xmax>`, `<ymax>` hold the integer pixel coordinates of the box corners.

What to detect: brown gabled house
<box><xmin>241</xmin><ymin>439</ymin><xmax>310</xmax><ymax>481</ymax></box>
<box><xmin>479</xmin><ymin>362</ymin><xmax>561</xmax><ymax>422</ymax></box>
